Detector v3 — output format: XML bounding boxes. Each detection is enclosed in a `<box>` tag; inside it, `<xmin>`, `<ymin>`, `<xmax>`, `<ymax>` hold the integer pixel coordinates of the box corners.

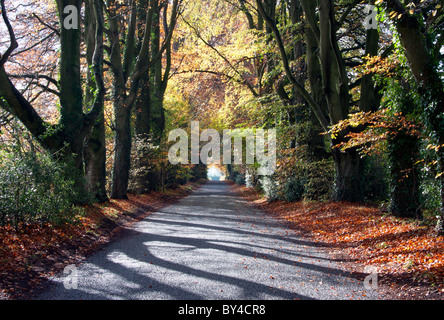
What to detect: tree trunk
<box><xmin>132</xmin><ymin>0</ymin><xmax>175</xmax><ymax>193</ymax></box>
<box><xmin>385</xmin><ymin>0</ymin><xmax>444</xmax><ymax>231</ymax></box>
<box><xmin>56</xmin><ymin>0</ymin><xmax>85</xmax><ymax>194</ymax></box>
<box><xmin>111</xmin><ymin>99</ymin><xmax>132</xmax><ymax>199</ymax></box>
<box><xmin>84</xmin><ymin>113</ymin><xmax>108</xmax><ymax>202</ymax></box>
<box><xmin>387</xmin><ymin>132</ymin><xmax>422</xmax><ymax>219</ymax></box>
<box><xmin>84</xmin><ymin>0</ymin><xmax>107</xmax><ymax>202</ymax></box>
<box><xmin>149</xmin><ymin>0</ymin><xmax>166</xmax><ymax>141</ymax></box>
<box><xmin>359</xmin><ymin>2</ymin><xmax>380</xmax><ymax>113</ymax></box>
<box><xmin>303</xmin><ymin>3</ymin><xmax>329</xmax><ymax>161</ymax></box>
<box><xmin>107</xmin><ymin>0</ymin><xmax>137</xmax><ymax>200</ymax></box>
<box><xmin>318</xmin><ymin>0</ymin><xmax>361</xmax><ymax>201</ymax></box>
<box><xmin>332</xmin><ymin>147</ymin><xmax>362</xmax><ymax>202</ymax></box>
<box><xmin>107</xmin><ymin>0</ymin><xmax>179</xmax><ymax>199</ymax></box>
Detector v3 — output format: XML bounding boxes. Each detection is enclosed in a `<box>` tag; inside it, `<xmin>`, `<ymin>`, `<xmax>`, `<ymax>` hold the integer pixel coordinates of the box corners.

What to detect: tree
<box><xmin>84</xmin><ymin>0</ymin><xmax>107</xmax><ymax>202</ymax></box>
<box><xmin>0</xmin><ymin>0</ymin><xmax>105</xmax><ymax>201</ymax></box>
<box><xmin>105</xmin><ymin>0</ymin><xmax>180</xmax><ymax>199</ymax></box>
<box><xmin>383</xmin><ymin>0</ymin><xmax>444</xmax><ymax>232</ymax></box>
<box><xmin>131</xmin><ymin>0</ymin><xmax>177</xmax><ymax>193</ymax></box>
<box><xmin>256</xmin><ymin>0</ymin><xmax>377</xmax><ymax>201</ymax></box>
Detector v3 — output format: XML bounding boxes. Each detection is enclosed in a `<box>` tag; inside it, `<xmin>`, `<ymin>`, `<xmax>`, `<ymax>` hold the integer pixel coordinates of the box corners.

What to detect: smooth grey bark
<box><xmin>317</xmin><ymin>0</ymin><xmax>362</xmax><ymax>201</ymax></box>
<box><xmin>0</xmin><ymin>0</ymin><xmax>104</xmax><ymax>202</ymax></box>
<box><xmin>84</xmin><ymin>0</ymin><xmax>107</xmax><ymax>202</ymax></box>
<box><xmin>106</xmin><ymin>0</ymin><xmax>179</xmax><ymax>199</ymax></box>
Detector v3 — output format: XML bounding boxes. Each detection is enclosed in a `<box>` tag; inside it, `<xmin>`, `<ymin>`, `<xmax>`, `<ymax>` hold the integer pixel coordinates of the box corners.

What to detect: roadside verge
<box><xmin>230</xmin><ymin>182</ymin><xmax>444</xmax><ymax>300</ymax></box>
<box><xmin>0</xmin><ymin>180</ymin><xmax>206</xmax><ymax>300</ymax></box>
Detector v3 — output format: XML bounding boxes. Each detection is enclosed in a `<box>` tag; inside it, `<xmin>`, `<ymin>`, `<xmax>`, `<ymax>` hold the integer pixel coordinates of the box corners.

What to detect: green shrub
<box><xmin>303</xmin><ymin>158</ymin><xmax>334</xmax><ymax>201</ymax></box>
<box><xmin>283</xmin><ymin>178</ymin><xmax>305</xmax><ymax>202</ymax></box>
<box><xmin>275</xmin><ymin>147</ymin><xmax>334</xmax><ymax>202</ymax></box>
<box><xmin>129</xmin><ymin>134</ymin><xmax>195</xmax><ymax>193</ymax></box>
<box><xmin>0</xmin><ymin>150</ymin><xmax>79</xmax><ymax>228</ymax></box>
<box><xmin>234</xmin><ymin>172</ymin><xmax>246</xmax><ymax>185</ymax></box>
<box><xmin>359</xmin><ymin>155</ymin><xmax>389</xmax><ymax>202</ymax></box>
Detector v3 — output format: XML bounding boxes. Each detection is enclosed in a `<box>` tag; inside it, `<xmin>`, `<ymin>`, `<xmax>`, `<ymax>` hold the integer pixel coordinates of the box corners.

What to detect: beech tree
<box><xmin>254</xmin><ymin>0</ymin><xmax>387</xmax><ymax>201</ymax></box>
<box><xmin>132</xmin><ymin>0</ymin><xmax>176</xmax><ymax>193</ymax></box>
<box><xmin>84</xmin><ymin>0</ymin><xmax>107</xmax><ymax>202</ymax></box>
<box><xmin>105</xmin><ymin>0</ymin><xmax>180</xmax><ymax>199</ymax></box>
<box><xmin>383</xmin><ymin>0</ymin><xmax>444</xmax><ymax>232</ymax></box>
<box><xmin>0</xmin><ymin>0</ymin><xmax>105</xmax><ymax>201</ymax></box>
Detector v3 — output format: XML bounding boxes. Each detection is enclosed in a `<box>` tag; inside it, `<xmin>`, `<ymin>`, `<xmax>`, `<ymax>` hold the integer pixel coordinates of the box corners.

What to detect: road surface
<box><xmin>37</xmin><ymin>181</ymin><xmax>379</xmax><ymax>300</ymax></box>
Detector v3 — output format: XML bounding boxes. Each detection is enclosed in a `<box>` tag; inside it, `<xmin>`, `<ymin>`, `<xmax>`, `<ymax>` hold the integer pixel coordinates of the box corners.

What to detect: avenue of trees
<box><xmin>0</xmin><ymin>0</ymin><xmax>443</xmax><ymax>233</ymax></box>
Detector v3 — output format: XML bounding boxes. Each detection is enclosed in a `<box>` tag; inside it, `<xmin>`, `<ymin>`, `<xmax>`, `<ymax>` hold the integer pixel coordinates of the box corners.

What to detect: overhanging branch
<box><xmin>0</xmin><ymin>0</ymin><xmax>19</xmax><ymax>67</ymax></box>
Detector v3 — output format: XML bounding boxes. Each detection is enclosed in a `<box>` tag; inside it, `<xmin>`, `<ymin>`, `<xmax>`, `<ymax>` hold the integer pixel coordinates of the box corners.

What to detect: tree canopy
<box><xmin>0</xmin><ymin>0</ymin><xmax>443</xmax><ymax>234</ymax></box>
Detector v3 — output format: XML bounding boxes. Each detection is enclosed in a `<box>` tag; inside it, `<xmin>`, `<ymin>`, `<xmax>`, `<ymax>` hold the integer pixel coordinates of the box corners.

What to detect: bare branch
<box><xmin>11</xmin><ymin>32</ymin><xmax>57</xmax><ymax>57</ymax></box>
<box><xmin>32</xmin><ymin>13</ymin><xmax>61</xmax><ymax>37</ymax></box>
<box><xmin>8</xmin><ymin>73</ymin><xmax>60</xmax><ymax>89</ymax></box>
<box><xmin>0</xmin><ymin>0</ymin><xmax>19</xmax><ymax>67</ymax></box>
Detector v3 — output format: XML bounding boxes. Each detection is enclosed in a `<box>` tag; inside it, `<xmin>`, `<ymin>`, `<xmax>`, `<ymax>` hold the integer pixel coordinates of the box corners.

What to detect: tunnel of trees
<box><xmin>0</xmin><ymin>0</ymin><xmax>443</xmax><ymax>234</ymax></box>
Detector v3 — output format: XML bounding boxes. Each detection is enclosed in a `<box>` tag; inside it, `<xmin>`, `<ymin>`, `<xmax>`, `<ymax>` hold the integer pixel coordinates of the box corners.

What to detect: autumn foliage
<box><xmin>0</xmin><ymin>182</ymin><xmax>202</xmax><ymax>299</ymax></box>
<box><xmin>232</xmin><ymin>184</ymin><xmax>444</xmax><ymax>299</ymax></box>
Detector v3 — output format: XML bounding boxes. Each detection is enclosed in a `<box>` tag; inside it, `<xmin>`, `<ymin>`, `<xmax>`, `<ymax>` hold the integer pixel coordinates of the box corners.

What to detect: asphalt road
<box><xmin>37</xmin><ymin>181</ymin><xmax>380</xmax><ymax>300</ymax></box>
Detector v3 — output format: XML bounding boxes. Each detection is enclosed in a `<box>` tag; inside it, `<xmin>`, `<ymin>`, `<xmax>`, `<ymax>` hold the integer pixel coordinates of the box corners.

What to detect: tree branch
<box><xmin>256</xmin><ymin>0</ymin><xmax>329</xmax><ymax>132</ymax></box>
<box><xmin>175</xmin><ymin>69</ymin><xmax>247</xmax><ymax>85</ymax></box>
<box><xmin>0</xmin><ymin>0</ymin><xmax>19</xmax><ymax>67</ymax></box>
<box><xmin>32</xmin><ymin>13</ymin><xmax>61</xmax><ymax>37</ymax></box>
<box><xmin>11</xmin><ymin>32</ymin><xmax>56</xmax><ymax>57</ymax></box>
<box><xmin>122</xmin><ymin>0</ymin><xmax>137</xmax><ymax>82</ymax></box>
<box><xmin>8</xmin><ymin>73</ymin><xmax>60</xmax><ymax>89</ymax></box>
<box><xmin>0</xmin><ymin>65</ymin><xmax>61</xmax><ymax>150</ymax></box>
<box><xmin>83</xmin><ymin>0</ymin><xmax>106</xmax><ymax>129</ymax></box>
<box><xmin>128</xmin><ymin>0</ymin><xmax>180</xmax><ymax>96</ymax></box>
<box><xmin>182</xmin><ymin>15</ymin><xmax>259</xmax><ymax>97</ymax></box>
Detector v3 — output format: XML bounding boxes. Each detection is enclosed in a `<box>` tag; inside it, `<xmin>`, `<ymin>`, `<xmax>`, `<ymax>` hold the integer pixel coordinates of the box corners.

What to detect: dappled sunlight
<box><xmin>35</xmin><ymin>182</ymin><xmax>375</xmax><ymax>300</ymax></box>
<box><xmin>1</xmin><ymin>0</ymin><xmax>443</xmax><ymax>302</ymax></box>
<box><xmin>232</xmin><ymin>184</ymin><xmax>444</xmax><ymax>297</ymax></box>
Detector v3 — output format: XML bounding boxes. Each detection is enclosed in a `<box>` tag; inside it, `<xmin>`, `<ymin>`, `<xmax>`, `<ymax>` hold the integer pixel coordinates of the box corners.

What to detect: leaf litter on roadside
<box><xmin>231</xmin><ymin>184</ymin><xmax>444</xmax><ymax>299</ymax></box>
